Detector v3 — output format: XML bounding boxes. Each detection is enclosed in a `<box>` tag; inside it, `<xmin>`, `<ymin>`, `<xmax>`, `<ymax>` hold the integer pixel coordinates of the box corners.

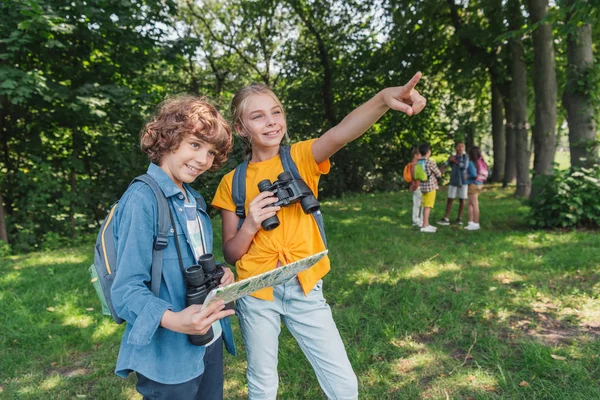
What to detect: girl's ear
<box><xmin>234</xmin><ymin>122</ymin><xmax>245</xmax><ymax>137</ymax></box>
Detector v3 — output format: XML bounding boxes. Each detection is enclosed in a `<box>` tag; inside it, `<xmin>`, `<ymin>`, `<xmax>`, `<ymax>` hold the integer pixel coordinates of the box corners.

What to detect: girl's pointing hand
<box><xmin>383</xmin><ymin>72</ymin><xmax>426</xmax><ymax>116</ymax></box>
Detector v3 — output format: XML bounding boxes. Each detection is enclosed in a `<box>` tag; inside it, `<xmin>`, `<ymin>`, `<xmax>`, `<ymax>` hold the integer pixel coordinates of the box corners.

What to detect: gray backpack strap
<box><xmin>133</xmin><ymin>174</ymin><xmax>170</xmax><ymax>297</ymax></box>
<box><xmin>232</xmin><ymin>160</ymin><xmax>249</xmax><ymax>230</ymax></box>
<box><xmin>231</xmin><ymin>146</ymin><xmax>327</xmax><ymax>248</ymax></box>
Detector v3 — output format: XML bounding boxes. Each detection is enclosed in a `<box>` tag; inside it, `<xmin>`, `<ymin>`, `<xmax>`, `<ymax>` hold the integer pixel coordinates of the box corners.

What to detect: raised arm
<box><xmin>312</xmin><ymin>72</ymin><xmax>426</xmax><ymax>164</ymax></box>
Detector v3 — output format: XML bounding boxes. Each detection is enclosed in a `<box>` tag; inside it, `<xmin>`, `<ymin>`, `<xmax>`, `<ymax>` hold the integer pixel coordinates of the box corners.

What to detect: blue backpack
<box><xmin>231</xmin><ymin>146</ymin><xmax>327</xmax><ymax>247</ymax></box>
<box><xmin>89</xmin><ymin>174</ymin><xmax>206</xmax><ymax>323</ymax></box>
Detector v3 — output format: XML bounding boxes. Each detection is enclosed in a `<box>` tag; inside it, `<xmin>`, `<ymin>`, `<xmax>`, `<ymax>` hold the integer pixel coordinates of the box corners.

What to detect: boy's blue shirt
<box><xmin>447</xmin><ymin>153</ymin><xmax>468</xmax><ymax>187</ymax></box>
<box><xmin>111</xmin><ymin>163</ymin><xmax>235</xmax><ymax>385</ymax></box>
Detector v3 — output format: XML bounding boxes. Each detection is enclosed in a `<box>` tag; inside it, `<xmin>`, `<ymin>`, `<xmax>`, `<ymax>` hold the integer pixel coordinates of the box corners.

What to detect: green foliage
<box><xmin>527</xmin><ymin>164</ymin><xmax>600</xmax><ymax>228</ymax></box>
<box><xmin>1</xmin><ymin>0</ymin><xmax>599</xmax><ymax>249</ymax></box>
<box><xmin>0</xmin><ymin>240</ymin><xmax>11</xmax><ymax>257</ymax></box>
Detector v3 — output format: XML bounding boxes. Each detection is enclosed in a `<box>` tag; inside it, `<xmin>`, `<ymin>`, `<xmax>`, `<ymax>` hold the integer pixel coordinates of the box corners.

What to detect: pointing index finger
<box><xmin>404</xmin><ymin>71</ymin><xmax>422</xmax><ymax>91</ymax></box>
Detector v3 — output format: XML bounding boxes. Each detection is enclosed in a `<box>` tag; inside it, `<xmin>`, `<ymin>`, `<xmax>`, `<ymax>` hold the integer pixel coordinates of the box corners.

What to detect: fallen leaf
<box><xmin>46</xmin><ymin>307</ymin><xmax>55</xmax><ymax>312</ymax></box>
<box><xmin>51</xmin><ymin>362</ymin><xmax>57</xmax><ymax>366</ymax></box>
<box><xmin>519</xmin><ymin>381</ymin><xmax>530</xmax><ymax>387</ymax></box>
<box><xmin>467</xmin><ymin>375</ymin><xmax>476</xmax><ymax>382</ymax></box>
<box><xmin>85</xmin><ymin>308</ymin><xmax>94</xmax><ymax>311</ymax></box>
<box><xmin>551</xmin><ymin>354</ymin><xmax>566</xmax><ymax>361</ymax></box>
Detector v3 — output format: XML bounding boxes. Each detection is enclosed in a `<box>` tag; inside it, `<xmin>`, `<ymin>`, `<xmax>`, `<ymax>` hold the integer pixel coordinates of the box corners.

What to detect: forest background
<box><xmin>0</xmin><ymin>0</ymin><xmax>598</xmax><ymax>253</ymax></box>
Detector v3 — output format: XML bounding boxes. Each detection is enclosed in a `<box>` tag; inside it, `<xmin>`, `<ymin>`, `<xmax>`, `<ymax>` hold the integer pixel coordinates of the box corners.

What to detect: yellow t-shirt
<box><xmin>212</xmin><ymin>139</ymin><xmax>331</xmax><ymax>301</ymax></box>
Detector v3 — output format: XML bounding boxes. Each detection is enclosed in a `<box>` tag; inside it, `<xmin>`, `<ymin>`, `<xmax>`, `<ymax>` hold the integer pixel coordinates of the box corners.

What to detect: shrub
<box><xmin>0</xmin><ymin>240</ymin><xmax>11</xmax><ymax>258</ymax></box>
<box><xmin>527</xmin><ymin>164</ymin><xmax>600</xmax><ymax>229</ymax></box>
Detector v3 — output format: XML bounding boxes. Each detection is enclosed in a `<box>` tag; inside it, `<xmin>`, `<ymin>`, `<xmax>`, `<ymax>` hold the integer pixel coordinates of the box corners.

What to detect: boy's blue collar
<box><xmin>146</xmin><ymin>162</ymin><xmax>201</xmax><ymax>199</ymax></box>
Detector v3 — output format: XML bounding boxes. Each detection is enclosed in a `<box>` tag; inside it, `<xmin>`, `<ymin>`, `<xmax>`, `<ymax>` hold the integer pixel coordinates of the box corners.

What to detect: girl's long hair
<box><xmin>469</xmin><ymin>146</ymin><xmax>482</xmax><ymax>171</ymax></box>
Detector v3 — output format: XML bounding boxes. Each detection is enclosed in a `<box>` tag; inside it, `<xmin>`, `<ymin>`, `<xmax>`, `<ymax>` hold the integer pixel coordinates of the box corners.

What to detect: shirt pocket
<box><xmin>163</xmin><ymin>229</ymin><xmax>193</xmax><ymax>261</ymax></box>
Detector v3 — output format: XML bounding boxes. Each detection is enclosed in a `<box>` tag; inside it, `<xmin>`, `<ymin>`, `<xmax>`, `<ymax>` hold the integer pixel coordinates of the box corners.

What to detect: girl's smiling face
<box><xmin>160</xmin><ymin>136</ymin><xmax>217</xmax><ymax>191</ymax></box>
<box><xmin>239</xmin><ymin>93</ymin><xmax>287</xmax><ymax>155</ymax></box>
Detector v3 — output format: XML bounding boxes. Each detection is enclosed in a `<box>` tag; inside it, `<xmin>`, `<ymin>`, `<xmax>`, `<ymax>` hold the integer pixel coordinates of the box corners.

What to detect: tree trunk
<box><xmin>509</xmin><ymin>0</ymin><xmax>531</xmax><ymax>197</ymax></box>
<box><xmin>0</xmin><ymin>191</ymin><xmax>7</xmax><ymax>243</ymax></box>
<box><xmin>491</xmin><ymin>80</ymin><xmax>506</xmax><ymax>182</ymax></box>
<box><xmin>503</xmin><ymin>95</ymin><xmax>516</xmax><ymax>186</ymax></box>
<box><xmin>562</xmin><ymin>18</ymin><xmax>597</xmax><ymax>167</ymax></box>
<box><xmin>528</xmin><ymin>0</ymin><xmax>557</xmax><ymax>193</ymax></box>
<box><xmin>69</xmin><ymin>124</ymin><xmax>81</xmax><ymax>240</ymax></box>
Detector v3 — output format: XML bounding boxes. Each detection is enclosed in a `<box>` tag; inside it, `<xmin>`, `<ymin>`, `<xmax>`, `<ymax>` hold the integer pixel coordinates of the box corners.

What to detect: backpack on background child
<box><xmin>403</xmin><ymin>163</ymin><xmax>413</xmax><ymax>183</ymax></box>
<box><xmin>476</xmin><ymin>158</ymin><xmax>489</xmax><ymax>182</ymax></box>
<box><xmin>414</xmin><ymin>158</ymin><xmax>429</xmax><ymax>181</ymax></box>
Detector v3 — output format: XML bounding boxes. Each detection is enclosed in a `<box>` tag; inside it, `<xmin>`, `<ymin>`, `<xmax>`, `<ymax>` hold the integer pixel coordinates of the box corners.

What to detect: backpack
<box><xmin>413</xmin><ymin>159</ymin><xmax>429</xmax><ymax>182</ymax></box>
<box><xmin>232</xmin><ymin>145</ymin><xmax>327</xmax><ymax>247</ymax></box>
<box><xmin>403</xmin><ymin>163</ymin><xmax>413</xmax><ymax>183</ymax></box>
<box><xmin>89</xmin><ymin>174</ymin><xmax>179</xmax><ymax>324</ymax></box>
<box><xmin>476</xmin><ymin>158</ymin><xmax>489</xmax><ymax>182</ymax></box>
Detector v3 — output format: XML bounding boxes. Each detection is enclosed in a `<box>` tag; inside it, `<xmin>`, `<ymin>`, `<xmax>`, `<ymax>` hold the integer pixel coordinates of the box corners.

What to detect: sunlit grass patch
<box><xmin>404</xmin><ymin>259</ymin><xmax>462</xmax><ymax>279</ymax></box>
<box><xmin>40</xmin><ymin>374</ymin><xmax>62</xmax><ymax>391</ymax></box>
<box><xmin>92</xmin><ymin>320</ymin><xmax>122</xmax><ymax>341</ymax></box>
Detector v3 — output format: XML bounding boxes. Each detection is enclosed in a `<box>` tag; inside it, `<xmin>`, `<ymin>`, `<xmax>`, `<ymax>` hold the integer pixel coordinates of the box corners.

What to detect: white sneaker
<box><xmin>412</xmin><ymin>219</ymin><xmax>422</xmax><ymax>227</ymax></box>
<box><xmin>420</xmin><ymin>225</ymin><xmax>437</xmax><ymax>233</ymax></box>
<box><xmin>465</xmin><ymin>223</ymin><xmax>480</xmax><ymax>230</ymax></box>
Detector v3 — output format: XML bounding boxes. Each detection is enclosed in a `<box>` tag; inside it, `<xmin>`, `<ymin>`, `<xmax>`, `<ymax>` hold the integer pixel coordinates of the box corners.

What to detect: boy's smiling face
<box><xmin>160</xmin><ymin>135</ymin><xmax>217</xmax><ymax>191</ymax></box>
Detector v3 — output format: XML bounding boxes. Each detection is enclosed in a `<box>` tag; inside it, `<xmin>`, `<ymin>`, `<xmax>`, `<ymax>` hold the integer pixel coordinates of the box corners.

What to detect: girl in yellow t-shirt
<box><xmin>212</xmin><ymin>75</ymin><xmax>426</xmax><ymax>399</ymax></box>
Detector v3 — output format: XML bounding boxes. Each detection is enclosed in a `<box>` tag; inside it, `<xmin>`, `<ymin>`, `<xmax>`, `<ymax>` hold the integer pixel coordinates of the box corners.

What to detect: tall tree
<box><xmin>528</xmin><ymin>0</ymin><xmax>557</xmax><ymax>196</ymax></box>
<box><xmin>503</xmin><ymin>95</ymin><xmax>518</xmax><ymax>185</ymax></box>
<box><xmin>507</xmin><ymin>0</ymin><xmax>531</xmax><ymax>197</ymax></box>
<box><xmin>562</xmin><ymin>0</ymin><xmax>598</xmax><ymax>167</ymax></box>
<box><xmin>446</xmin><ymin>0</ymin><xmax>510</xmax><ymax>182</ymax></box>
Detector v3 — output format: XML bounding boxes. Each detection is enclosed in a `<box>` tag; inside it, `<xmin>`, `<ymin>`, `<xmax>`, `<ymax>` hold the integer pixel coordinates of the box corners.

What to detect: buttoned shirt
<box><xmin>111</xmin><ymin>163</ymin><xmax>235</xmax><ymax>384</ymax></box>
<box><xmin>419</xmin><ymin>158</ymin><xmax>442</xmax><ymax>193</ymax></box>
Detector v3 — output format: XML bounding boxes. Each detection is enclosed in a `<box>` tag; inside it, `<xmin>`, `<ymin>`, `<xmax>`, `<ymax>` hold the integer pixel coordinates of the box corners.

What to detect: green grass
<box><xmin>1</xmin><ymin>185</ymin><xmax>599</xmax><ymax>399</ymax></box>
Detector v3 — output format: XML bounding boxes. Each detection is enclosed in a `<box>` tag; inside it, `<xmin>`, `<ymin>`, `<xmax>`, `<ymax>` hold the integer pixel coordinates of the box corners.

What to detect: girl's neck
<box><xmin>250</xmin><ymin>145</ymin><xmax>280</xmax><ymax>163</ymax></box>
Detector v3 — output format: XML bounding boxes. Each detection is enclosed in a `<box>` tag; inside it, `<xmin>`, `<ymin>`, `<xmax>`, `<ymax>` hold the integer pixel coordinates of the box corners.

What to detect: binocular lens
<box><xmin>185</xmin><ymin>265</ymin><xmax>205</xmax><ymax>287</ymax></box>
<box><xmin>257</xmin><ymin>179</ymin><xmax>272</xmax><ymax>192</ymax></box>
<box><xmin>198</xmin><ymin>254</ymin><xmax>217</xmax><ymax>274</ymax></box>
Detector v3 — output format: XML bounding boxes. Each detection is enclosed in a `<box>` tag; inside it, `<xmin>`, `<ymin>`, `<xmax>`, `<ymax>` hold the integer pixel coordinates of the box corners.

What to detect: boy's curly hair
<box><xmin>140</xmin><ymin>95</ymin><xmax>233</xmax><ymax>170</ymax></box>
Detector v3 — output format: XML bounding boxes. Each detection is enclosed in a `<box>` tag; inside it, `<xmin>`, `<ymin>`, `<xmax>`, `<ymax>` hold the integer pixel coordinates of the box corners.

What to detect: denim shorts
<box><xmin>236</xmin><ymin>277</ymin><xmax>358</xmax><ymax>400</ymax></box>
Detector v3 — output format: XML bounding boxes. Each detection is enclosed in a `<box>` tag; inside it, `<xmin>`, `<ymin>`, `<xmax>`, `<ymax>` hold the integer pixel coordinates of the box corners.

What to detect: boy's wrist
<box><xmin>161</xmin><ymin>309</ymin><xmax>179</xmax><ymax>331</ymax></box>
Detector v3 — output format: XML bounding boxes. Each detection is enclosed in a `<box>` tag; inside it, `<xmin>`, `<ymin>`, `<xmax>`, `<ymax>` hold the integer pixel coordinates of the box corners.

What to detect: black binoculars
<box><xmin>185</xmin><ymin>254</ymin><xmax>234</xmax><ymax>346</ymax></box>
<box><xmin>257</xmin><ymin>171</ymin><xmax>320</xmax><ymax>231</ymax></box>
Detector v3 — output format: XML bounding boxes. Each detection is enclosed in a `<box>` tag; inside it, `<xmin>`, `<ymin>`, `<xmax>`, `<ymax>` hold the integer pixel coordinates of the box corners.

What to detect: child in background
<box><xmin>111</xmin><ymin>96</ymin><xmax>236</xmax><ymax>400</ymax></box>
<box><xmin>408</xmin><ymin>147</ymin><xmax>423</xmax><ymax>226</ymax></box>
<box><xmin>465</xmin><ymin>146</ymin><xmax>484</xmax><ymax>230</ymax></box>
<box><xmin>438</xmin><ymin>141</ymin><xmax>468</xmax><ymax>225</ymax></box>
<box><xmin>212</xmin><ymin>74</ymin><xmax>426</xmax><ymax>399</ymax></box>
<box><xmin>418</xmin><ymin>143</ymin><xmax>442</xmax><ymax>233</ymax></box>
